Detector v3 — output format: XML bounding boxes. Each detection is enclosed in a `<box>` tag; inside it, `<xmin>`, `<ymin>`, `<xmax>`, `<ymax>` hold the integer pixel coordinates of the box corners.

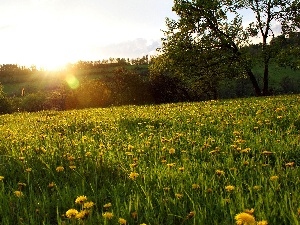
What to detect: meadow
<box><xmin>0</xmin><ymin>95</ymin><xmax>299</xmax><ymax>224</ymax></box>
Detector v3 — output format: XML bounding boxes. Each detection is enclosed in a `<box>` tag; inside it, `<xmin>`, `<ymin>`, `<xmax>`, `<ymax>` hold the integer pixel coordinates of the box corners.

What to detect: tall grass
<box><xmin>0</xmin><ymin>95</ymin><xmax>299</xmax><ymax>224</ymax></box>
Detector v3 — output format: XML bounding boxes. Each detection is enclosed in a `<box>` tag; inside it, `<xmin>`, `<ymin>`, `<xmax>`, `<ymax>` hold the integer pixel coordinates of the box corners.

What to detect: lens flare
<box><xmin>66</xmin><ymin>74</ymin><xmax>79</xmax><ymax>89</ymax></box>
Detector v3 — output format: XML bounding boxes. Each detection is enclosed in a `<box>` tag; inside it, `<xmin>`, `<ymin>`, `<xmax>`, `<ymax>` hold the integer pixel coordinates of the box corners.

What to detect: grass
<box><xmin>0</xmin><ymin>95</ymin><xmax>299</xmax><ymax>224</ymax></box>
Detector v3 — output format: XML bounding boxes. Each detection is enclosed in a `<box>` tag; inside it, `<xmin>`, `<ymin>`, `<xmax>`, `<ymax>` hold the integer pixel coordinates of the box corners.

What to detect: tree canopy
<box><xmin>151</xmin><ymin>0</ymin><xmax>300</xmax><ymax>96</ymax></box>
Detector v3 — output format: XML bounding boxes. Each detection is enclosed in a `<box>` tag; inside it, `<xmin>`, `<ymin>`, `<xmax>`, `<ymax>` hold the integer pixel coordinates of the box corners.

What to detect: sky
<box><xmin>0</xmin><ymin>0</ymin><xmax>176</xmax><ymax>69</ymax></box>
<box><xmin>0</xmin><ymin>0</ymin><xmax>281</xmax><ymax>70</ymax></box>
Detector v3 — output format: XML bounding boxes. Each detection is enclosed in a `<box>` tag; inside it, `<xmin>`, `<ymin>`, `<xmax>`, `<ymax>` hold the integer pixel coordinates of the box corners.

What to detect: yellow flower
<box><xmin>225</xmin><ymin>185</ymin><xmax>235</xmax><ymax>192</ymax></box>
<box><xmin>216</xmin><ymin>170</ymin><xmax>225</xmax><ymax>176</ymax></box>
<box><xmin>192</xmin><ymin>184</ymin><xmax>200</xmax><ymax>190</ymax></box>
<box><xmin>14</xmin><ymin>191</ymin><xmax>23</xmax><ymax>197</ymax></box>
<box><xmin>75</xmin><ymin>210</ymin><xmax>89</xmax><ymax>219</ymax></box>
<box><xmin>102</xmin><ymin>212</ymin><xmax>114</xmax><ymax>219</ymax></box>
<box><xmin>69</xmin><ymin>165</ymin><xmax>76</xmax><ymax>170</ymax></box>
<box><xmin>56</xmin><ymin>166</ymin><xmax>64</xmax><ymax>172</ymax></box>
<box><xmin>129</xmin><ymin>172</ymin><xmax>139</xmax><ymax>180</ymax></box>
<box><xmin>48</xmin><ymin>182</ymin><xmax>56</xmax><ymax>189</ymax></box>
<box><xmin>244</xmin><ymin>208</ymin><xmax>254</xmax><ymax>215</ymax></box>
<box><xmin>119</xmin><ymin>217</ymin><xmax>127</xmax><ymax>224</ymax></box>
<box><xmin>270</xmin><ymin>175</ymin><xmax>279</xmax><ymax>181</ymax></box>
<box><xmin>163</xmin><ymin>187</ymin><xmax>170</xmax><ymax>191</ymax></box>
<box><xmin>0</xmin><ymin>176</ymin><xmax>4</xmax><ymax>181</ymax></box>
<box><xmin>175</xmin><ymin>193</ymin><xmax>183</xmax><ymax>199</ymax></box>
<box><xmin>257</xmin><ymin>220</ymin><xmax>268</xmax><ymax>225</ymax></box>
<box><xmin>285</xmin><ymin>162</ymin><xmax>295</xmax><ymax>167</ymax></box>
<box><xmin>25</xmin><ymin>168</ymin><xmax>32</xmax><ymax>172</ymax></box>
<box><xmin>169</xmin><ymin>148</ymin><xmax>175</xmax><ymax>154</ymax></box>
<box><xmin>75</xmin><ymin>195</ymin><xmax>87</xmax><ymax>204</ymax></box>
<box><xmin>65</xmin><ymin>209</ymin><xmax>79</xmax><ymax>218</ymax></box>
<box><xmin>85</xmin><ymin>151</ymin><xmax>92</xmax><ymax>157</ymax></box>
<box><xmin>186</xmin><ymin>211</ymin><xmax>195</xmax><ymax>219</ymax></box>
<box><xmin>235</xmin><ymin>212</ymin><xmax>256</xmax><ymax>225</ymax></box>
<box><xmin>178</xmin><ymin>167</ymin><xmax>184</xmax><ymax>171</ymax></box>
<box><xmin>298</xmin><ymin>208</ymin><xmax>300</xmax><ymax>215</ymax></box>
<box><xmin>253</xmin><ymin>185</ymin><xmax>261</xmax><ymax>191</ymax></box>
<box><xmin>167</xmin><ymin>163</ymin><xmax>176</xmax><ymax>168</ymax></box>
<box><xmin>103</xmin><ymin>202</ymin><xmax>112</xmax><ymax>208</ymax></box>
<box><xmin>83</xmin><ymin>201</ymin><xmax>94</xmax><ymax>209</ymax></box>
<box><xmin>140</xmin><ymin>223</ymin><xmax>147</xmax><ymax>225</ymax></box>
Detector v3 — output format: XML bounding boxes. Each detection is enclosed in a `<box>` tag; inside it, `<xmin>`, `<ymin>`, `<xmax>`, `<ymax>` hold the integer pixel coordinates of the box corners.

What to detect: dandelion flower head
<box><xmin>66</xmin><ymin>209</ymin><xmax>79</xmax><ymax>218</ymax></box>
<box><xmin>235</xmin><ymin>212</ymin><xmax>256</xmax><ymax>225</ymax></box>
<box><xmin>102</xmin><ymin>212</ymin><xmax>114</xmax><ymax>220</ymax></box>
<box><xmin>75</xmin><ymin>195</ymin><xmax>87</xmax><ymax>204</ymax></box>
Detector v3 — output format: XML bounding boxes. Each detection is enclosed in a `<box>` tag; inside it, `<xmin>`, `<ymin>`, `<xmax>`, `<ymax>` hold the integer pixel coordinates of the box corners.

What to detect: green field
<box><xmin>0</xmin><ymin>95</ymin><xmax>300</xmax><ymax>224</ymax></box>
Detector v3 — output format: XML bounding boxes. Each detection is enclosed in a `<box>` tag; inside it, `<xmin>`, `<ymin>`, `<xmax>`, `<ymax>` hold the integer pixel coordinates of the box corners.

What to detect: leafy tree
<box><xmin>153</xmin><ymin>0</ymin><xmax>300</xmax><ymax>96</ymax></box>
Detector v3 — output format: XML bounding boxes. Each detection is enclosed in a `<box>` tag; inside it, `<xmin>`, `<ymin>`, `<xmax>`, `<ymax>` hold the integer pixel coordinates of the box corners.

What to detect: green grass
<box><xmin>0</xmin><ymin>95</ymin><xmax>300</xmax><ymax>224</ymax></box>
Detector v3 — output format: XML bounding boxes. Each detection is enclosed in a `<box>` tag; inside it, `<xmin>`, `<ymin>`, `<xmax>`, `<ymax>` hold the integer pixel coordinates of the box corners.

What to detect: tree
<box><xmin>153</xmin><ymin>0</ymin><xmax>300</xmax><ymax>96</ymax></box>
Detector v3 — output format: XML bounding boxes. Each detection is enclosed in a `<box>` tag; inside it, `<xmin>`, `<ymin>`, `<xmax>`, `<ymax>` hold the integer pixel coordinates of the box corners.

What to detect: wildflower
<box><xmin>298</xmin><ymin>208</ymin><xmax>300</xmax><ymax>215</ymax></box>
<box><xmin>192</xmin><ymin>183</ymin><xmax>200</xmax><ymax>189</ymax></box>
<box><xmin>216</xmin><ymin>170</ymin><xmax>225</xmax><ymax>176</ymax></box>
<box><xmin>128</xmin><ymin>144</ymin><xmax>134</xmax><ymax>150</ymax></box>
<box><xmin>0</xmin><ymin>176</ymin><xmax>4</xmax><ymax>181</ymax></box>
<box><xmin>103</xmin><ymin>202</ymin><xmax>112</xmax><ymax>208</ymax></box>
<box><xmin>225</xmin><ymin>185</ymin><xmax>235</xmax><ymax>192</ymax></box>
<box><xmin>167</xmin><ymin>163</ymin><xmax>175</xmax><ymax>168</ymax></box>
<box><xmin>163</xmin><ymin>187</ymin><xmax>170</xmax><ymax>191</ymax></box>
<box><xmin>25</xmin><ymin>168</ymin><xmax>32</xmax><ymax>172</ymax></box>
<box><xmin>169</xmin><ymin>148</ymin><xmax>175</xmax><ymax>154</ymax></box>
<box><xmin>161</xmin><ymin>159</ymin><xmax>167</xmax><ymax>163</ymax></box>
<box><xmin>206</xmin><ymin>188</ymin><xmax>213</xmax><ymax>193</ymax></box>
<box><xmin>48</xmin><ymin>182</ymin><xmax>56</xmax><ymax>189</ymax></box>
<box><xmin>235</xmin><ymin>212</ymin><xmax>256</xmax><ymax>225</ymax></box>
<box><xmin>19</xmin><ymin>157</ymin><xmax>25</xmax><ymax>161</ymax></box>
<box><xmin>69</xmin><ymin>165</ymin><xmax>76</xmax><ymax>170</ymax></box>
<box><xmin>175</xmin><ymin>193</ymin><xmax>183</xmax><ymax>199</ymax></box>
<box><xmin>102</xmin><ymin>212</ymin><xmax>114</xmax><ymax>220</ymax></box>
<box><xmin>178</xmin><ymin>167</ymin><xmax>184</xmax><ymax>172</ymax></box>
<box><xmin>270</xmin><ymin>176</ymin><xmax>279</xmax><ymax>181</ymax></box>
<box><xmin>85</xmin><ymin>151</ymin><xmax>92</xmax><ymax>157</ymax></box>
<box><xmin>65</xmin><ymin>209</ymin><xmax>79</xmax><ymax>219</ymax></box>
<box><xmin>285</xmin><ymin>162</ymin><xmax>295</xmax><ymax>167</ymax></box>
<box><xmin>140</xmin><ymin>223</ymin><xmax>147</xmax><ymax>225</ymax></box>
<box><xmin>241</xmin><ymin>148</ymin><xmax>251</xmax><ymax>153</ymax></box>
<box><xmin>262</xmin><ymin>151</ymin><xmax>273</xmax><ymax>156</ymax></box>
<box><xmin>83</xmin><ymin>201</ymin><xmax>94</xmax><ymax>209</ymax></box>
<box><xmin>75</xmin><ymin>195</ymin><xmax>87</xmax><ymax>204</ymax></box>
<box><xmin>253</xmin><ymin>185</ymin><xmax>261</xmax><ymax>191</ymax></box>
<box><xmin>129</xmin><ymin>172</ymin><xmax>139</xmax><ymax>180</ymax></box>
<box><xmin>119</xmin><ymin>217</ymin><xmax>127</xmax><ymax>224</ymax></box>
<box><xmin>257</xmin><ymin>220</ymin><xmax>268</xmax><ymax>225</ymax></box>
<box><xmin>67</xmin><ymin>155</ymin><xmax>75</xmax><ymax>161</ymax></box>
<box><xmin>186</xmin><ymin>211</ymin><xmax>195</xmax><ymax>219</ymax></box>
<box><xmin>130</xmin><ymin>163</ymin><xmax>138</xmax><ymax>168</ymax></box>
<box><xmin>243</xmin><ymin>161</ymin><xmax>249</xmax><ymax>166</ymax></box>
<box><xmin>18</xmin><ymin>182</ymin><xmax>26</xmax><ymax>189</ymax></box>
<box><xmin>56</xmin><ymin>166</ymin><xmax>64</xmax><ymax>172</ymax></box>
<box><xmin>14</xmin><ymin>190</ymin><xmax>23</xmax><ymax>197</ymax></box>
<box><xmin>131</xmin><ymin>211</ymin><xmax>138</xmax><ymax>219</ymax></box>
<box><xmin>75</xmin><ymin>210</ymin><xmax>89</xmax><ymax>219</ymax></box>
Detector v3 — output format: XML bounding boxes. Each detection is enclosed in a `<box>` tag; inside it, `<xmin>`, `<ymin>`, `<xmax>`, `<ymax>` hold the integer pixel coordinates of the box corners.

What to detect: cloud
<box><xmin>97</xmin><ymin>38</ymin><xmax>161</xmax><ymax>59</ymax></box>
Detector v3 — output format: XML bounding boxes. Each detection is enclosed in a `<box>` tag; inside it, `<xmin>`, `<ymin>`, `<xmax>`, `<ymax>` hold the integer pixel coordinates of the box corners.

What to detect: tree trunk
<box><xmin>246</xmin><ymin>68</ymin><xmax>262</xmax><ymax>96</ymax></box>
<box><xmin>263</xmin><ymin>63</ymin><xmax>269</xmax><ymax>95</ymax></box>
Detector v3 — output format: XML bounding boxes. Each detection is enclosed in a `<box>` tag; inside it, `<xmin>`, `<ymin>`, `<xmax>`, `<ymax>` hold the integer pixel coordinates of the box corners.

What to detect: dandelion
<box><xmin>192</xmin><ymin>183</ymin><xmax>200</xmax><ymax>190</ymax></box>
<box><xmin>131</xmin><ymin>211</ymin><xmax>138</xmax><ymax>219</ymax></box>
<box><xmin>129</xmin><ymin>172</ymin><xmax>139</xmax><ymax>180</ymax></box>
<box><xmin>163</xmin><ymin>187</ymin><xmax>170</xmax><ymax>191</ymax></box>
<box><xmin>235</xmin><ymin>212</ymin><xmax>256</xmax><ymax>225</ymax></box>
<box><xmin>102</xmin><ymin>212</ymin><xmax>114</xmax><ymax>220</ymax></box>
<box><xmin>216</xmin><ymin>170</ymin><xmax>225</xmax><ymax>176</ymax></box>
<box><xmin>67</xmin><ymin>155</ymin><xmax>75</xmax><ymax>161</ymax></box>
<box><xmin>48</xmin><ymin>182</ymin><xmax>56</xmax><ymax>189</ymax></box>
<box><xmin>75</xmin><ymin>195</ymin><xmax>87</xmax><ymax>204</ymax></box>
<box><xmin>103</xmin><ymin>202</ymin><xmax>112</xmax><ymax>208</ymax></box>
<box><xmin>140</xmin><ymin>223</ymin><xmax>147</xmax><ymax>225</ymax></box>
<box><xmin>83</xmin><ymin>201</ymin><xmax>94</xmax><ymax>209</ymax></box>
<box><xmin>297</xmin><ymin>208</ymin><xmax>300</xmax><ymax>216</ymax></box>
<box><xmin>253</xmin><ymin>185</ymin><xmax>261</xmax><ymax>191</ymax></box>
<box><xmin>119</xmin><ymin>217</ymin><xmax>127</xmax><ymax>224</ymax></box>
<box><xmin>69</xmin><ymin>165</ymin><xmax>76</xmax><ymax>170</ymax></box>
<box><xmin>262</xmin><ymin>151</ymin><xmax>273</xmax><ymax>156</ymax></box>
<box><xmin>25</xmin><ymin>168</ymin><xmax>32</xmax><ymax>172</ymax></box>
<box><xmin>0</xmin><ymin>176</ymin><xmax>4</xmax><ymax>181</ymax></box>
<box><xmin>186</xmin><ymin>211</ymin><xmax>195</xmax><ymax>219</ymax></box>
<box><xmin>19</xmin><ymin>157</ymin><xmax>25</xmax><ymax>161</ymax></box>
<box><xmin>14</xmin><ymin>190</ymin><xmax>23</xmax><ymax>197</ymax></box>
<box><xmin>167</xmin><ymin>163</ymin><xmax>176</xmax><ymax>168</ymax></box>
<box><xmin>270</xmin><ymin>175</ymin><xmax>279</xmax><ymax>181</ymax></box>
<box><xmin>75</xmin><ymin>210</ymin><xmax>89</xmax><ymax>219</ymax></box>
<box><xmin>169</xmin><ymin>148</ymin><xmax>175</xmax><ymax>154</ymax></box>
<box><xmin>65</xmin><ymin>209</ymin><xmax>79</xmax><ymax>219</ymax></box>
<box><xmin>178</xmin><ymin>167</ymin><xmax>184</xmax><ymax>172</ymax></box>
<box><xmin>85</xmin><ymin>151</ymin><xmax>92</xmax><ymax>157</ymax></box>
<box><xmin>225</xmin><ymin>185</ymin><xmax>235</xmax><ymax>192</ymax></box>
<box><xmin>285</xmin><ymin>162</ymin><xmax>295</xmax><ymax>167</ymax></box>
<box><xmin>175</xmin><ymin>193</ymin><xmax>183</xmax><ymax>199</ymax></box>
<box><xmin>130</xmin><ymin>163</ymin><xmax>138</xmax><ymax>168</ymax></box>
<box><xmin>257</xmin><ymin>220</ymin><xmax>268</xmax><ymax>225</ymax></box>
<box><xmin>56</xmin><ymin>166</ymin><xmax>64</xmax><ymax>172</ymax></box>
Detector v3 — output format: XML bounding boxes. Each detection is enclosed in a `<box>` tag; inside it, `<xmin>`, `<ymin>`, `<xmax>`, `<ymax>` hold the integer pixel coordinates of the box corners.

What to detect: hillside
<box><xmin>0</xmin><ymin>95</ymin><xmax>299</xmax><ymax>224</ymax></box>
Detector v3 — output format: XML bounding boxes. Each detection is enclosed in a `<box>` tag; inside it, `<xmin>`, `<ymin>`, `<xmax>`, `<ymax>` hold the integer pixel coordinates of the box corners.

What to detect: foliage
<box><xmin>0</xmin><ymin>95</ymin><xmax>299</xmax><ymax>224</ymax></box>
<box><xmin>152</xmin><ymin>0</ymin><xmax>300</xmax><ymax>97</ymax></box>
